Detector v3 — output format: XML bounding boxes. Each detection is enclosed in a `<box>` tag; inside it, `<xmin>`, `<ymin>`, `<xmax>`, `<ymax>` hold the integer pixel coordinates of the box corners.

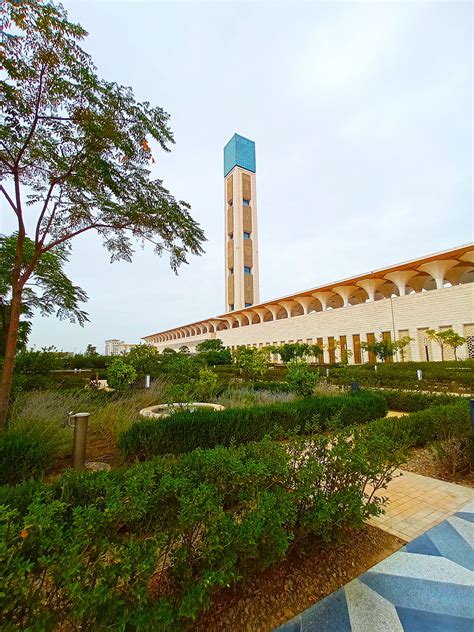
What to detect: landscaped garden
<box><xmin>1</xmin><ymin>343</ymin><xmax>473</xmax><ymax>630</ymax></box>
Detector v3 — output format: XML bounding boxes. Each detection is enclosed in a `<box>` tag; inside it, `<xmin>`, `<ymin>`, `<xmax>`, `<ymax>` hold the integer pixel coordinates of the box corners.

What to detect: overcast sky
<box><xmin>1</xmin><ymin>0</ymin><xmax>472</xmax><ymax>353</ymax></box>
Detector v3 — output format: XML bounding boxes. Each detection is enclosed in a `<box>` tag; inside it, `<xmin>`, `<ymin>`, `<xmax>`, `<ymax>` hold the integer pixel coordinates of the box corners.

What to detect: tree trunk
<box><xmin>0</xmin><ymin>288</ymin><xmax>22</xmax><ymax>429</ymax></box>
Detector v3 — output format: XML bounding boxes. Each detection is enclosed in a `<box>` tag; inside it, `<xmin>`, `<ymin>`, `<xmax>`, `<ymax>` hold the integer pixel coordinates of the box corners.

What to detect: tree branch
<box><xmin>0</xmin><ymin>185</ymin><xmax>18</xmax><ymax>213</ymax></box>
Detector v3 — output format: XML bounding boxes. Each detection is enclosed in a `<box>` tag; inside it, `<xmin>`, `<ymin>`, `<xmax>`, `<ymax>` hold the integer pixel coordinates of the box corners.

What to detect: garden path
<box><xmin>276</xmin><ymin>499</ymin><xmax>474</xmax><ymax>631</ymax></box>
<box><xmin>367</xmin><ymin>469</ymin><xmax>474</xmax><ymax>541</ymax></box>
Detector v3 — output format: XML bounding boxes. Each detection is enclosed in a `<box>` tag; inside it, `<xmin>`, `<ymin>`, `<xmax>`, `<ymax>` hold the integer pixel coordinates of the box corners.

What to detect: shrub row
<box><xmin>367</xmin><ymin>400</ymin><xmax>471</xmax><ymax>448</ymax></box>
<box><xmin>326</xmin><ymin>360</ymin><xmax>474</xmax><ymax>391</ymax></box>
<box><xmin>118</xmin><ymin>391</ymin><xmax>387</xmax><ymax>459</ymax></box>
<box><xmin>0</xmin><ymin>430</ymin><xmax>403</xmax><ymax>631</ymax></box>
<box><xmin>374</xmin><ymin>390</ymin><xmax>463</xmax><ymax>412</ymax></box>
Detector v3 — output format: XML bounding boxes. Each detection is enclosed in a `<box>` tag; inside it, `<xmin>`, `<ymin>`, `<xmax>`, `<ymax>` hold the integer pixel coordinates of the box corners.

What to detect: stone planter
<box><xmin>138</xmin><ymin>402</ymin><xmax>225</xmax><ymax>419</ymax></box>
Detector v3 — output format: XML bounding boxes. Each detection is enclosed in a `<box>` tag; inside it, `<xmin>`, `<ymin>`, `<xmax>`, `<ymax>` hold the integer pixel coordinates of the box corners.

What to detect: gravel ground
<box><xmin>402</xmin><ymin>446</ymin><xmax>474</xmax><ymax>488</ymax></box>
<box><xmin>193</xmin><ymin>526</ymin><xmax>404</xmax><ymax>632</ymax></box>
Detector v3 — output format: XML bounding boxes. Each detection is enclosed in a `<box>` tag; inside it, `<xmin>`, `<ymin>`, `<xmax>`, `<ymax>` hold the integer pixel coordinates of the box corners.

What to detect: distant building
<box><xmin>104</xmin><ymin>339</ymin><xmax>136</xmax><ymax>356</ymax></box>
<box><xmin>143</xmin><ymin>134</ymin><xmax>474</xmax><ymax>363</ymax></box>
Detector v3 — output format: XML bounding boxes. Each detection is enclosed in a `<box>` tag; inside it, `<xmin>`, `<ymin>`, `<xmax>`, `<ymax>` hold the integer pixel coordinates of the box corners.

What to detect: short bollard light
<box><xmin>66</xmin><ymin>412</ymin><xmax>90</xmax><ymax>471</ymax></box>
<box><xmin>374</xmin><ymin>365</ymin><xmax>378</xmax><ymax>372</ymax></box>
<box><xmin>145</xmin><ymin>374</ymin><xmax>151</xmax><ymax>389</ymax></box>
<box><xmin>351</xmin><ymin>381</ymin><xmax>359</xmax><ymax>393</ymax></box>
<box><xmin>470</xmin><ymin>400</ymin><xmax>474</xmax><ymax>431</ymax></box>
<box><xmin>417</xmin><ymin>369</ymin><xmax>423</xmax><ymax>381</ymax></box>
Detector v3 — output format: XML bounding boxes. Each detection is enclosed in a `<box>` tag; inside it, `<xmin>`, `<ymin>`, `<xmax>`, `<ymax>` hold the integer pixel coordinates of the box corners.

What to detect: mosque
<box><xmin>143</xmin><ymin>134</ymin><xmax>474</xmax><ymax>363</ymax></box>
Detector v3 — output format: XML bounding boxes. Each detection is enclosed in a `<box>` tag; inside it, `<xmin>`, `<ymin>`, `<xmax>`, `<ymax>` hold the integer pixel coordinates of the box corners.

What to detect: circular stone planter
<box><xmin>139</xmin><ymin>402</ymin><xmax>225</xmax><ymax>420</ymax></box>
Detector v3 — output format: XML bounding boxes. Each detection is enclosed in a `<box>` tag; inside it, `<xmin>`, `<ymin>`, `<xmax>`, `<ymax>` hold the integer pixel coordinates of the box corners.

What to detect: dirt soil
<box><xmin>402</xmin><ymin>446</ymin><xmax>474</xmax><ymax>488</ymax></box>
<box><xmin>193</xmin><ymin>525</ymin><xmax>404</xmax><ymax>632</ymax></box>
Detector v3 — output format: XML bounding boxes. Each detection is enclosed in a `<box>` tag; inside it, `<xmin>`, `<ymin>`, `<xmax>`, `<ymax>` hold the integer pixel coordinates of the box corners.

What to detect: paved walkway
<box><xmin>368</xmin><ymin>469</ymin><xmax>474</xmax><ymax>541</ymax></box>
<box><xmin>276</xmin><ymin>499</ymin><xmax>474</xmax><ymax>631</ymax></box>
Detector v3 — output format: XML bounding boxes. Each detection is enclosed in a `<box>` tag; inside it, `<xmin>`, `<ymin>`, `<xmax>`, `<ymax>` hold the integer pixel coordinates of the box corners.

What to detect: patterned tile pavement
<box><xmin>276</xmin><ymin>500</ymin><xmax>474</xmax><ymax>632</ymax></box>
<box><xmin>367</xmin><ymin>469</ymin><xmax>474</xmax><ymax>541</ymax></box>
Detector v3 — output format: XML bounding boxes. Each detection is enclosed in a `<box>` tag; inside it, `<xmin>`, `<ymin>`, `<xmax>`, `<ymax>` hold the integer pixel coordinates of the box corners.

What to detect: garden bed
<box><xmin>194</xmin><ymin>525</ymin><xmax>404</xmax><ymax>632</ymax></box>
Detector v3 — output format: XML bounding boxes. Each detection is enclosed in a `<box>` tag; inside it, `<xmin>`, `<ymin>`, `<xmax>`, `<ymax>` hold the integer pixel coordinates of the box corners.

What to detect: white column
<box><xmin>419</xmin><ymin>259</ymin><xmax>459</xmax><ymax>290</ymax></box>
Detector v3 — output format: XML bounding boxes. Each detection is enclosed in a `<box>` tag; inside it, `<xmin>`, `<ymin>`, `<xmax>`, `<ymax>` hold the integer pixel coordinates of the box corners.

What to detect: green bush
<box><xmin>107</xmin><ymin>358</ymin><xmax>138</xmax><ymax>390</ymax></box>
<box><xmin>0</xmin><ymin>433</ymin><xmax>53</xmax><ymax>485</ymax></box>
<box><xmin>118</xmin><ymin>391</ymin><xmax>387</xmax><ymax>459</ymax></box>
<box><xmin>0</xmin><ymin>431</ymin><xmax>402</xmax><ymax>630</ymax></box>
<box><xmin>286</xmin><ymin>359</ymin><xmax>318</xmax><ymax>397</ymax></box>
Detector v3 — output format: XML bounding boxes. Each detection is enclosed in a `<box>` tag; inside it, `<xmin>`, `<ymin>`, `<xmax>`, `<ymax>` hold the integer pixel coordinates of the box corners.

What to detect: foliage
<box><xmin>234</xmin><ymin>346</ymin><xmax>267</xmax><ymax>380</ymax></box>
<box><xmin>0</xmin><ymin>432</ymin><xmax>53</xmax><ymax>484</ymax></box>
<box><xmin>427</xmin><ymin>329</ymin><xmax>466</xmax><ymax>362</ymax></box>
<box><xmin>0</xmin><ymin>234</ymin><xmax>88</xmax><ymax>357</ymax></box>
<box><xmin>196</xmin><ymin>339</ymin><xmax>232</xmax><ymax>366</ymax></box>
<box><xmin>361</xmin><ymin>335</ymin><xmax>414</xmax><ymax>363</ymax></box>
<box><xmin>0</xmin><ymin>0</ymin><xmax>205</xmax><ymax>426</ymax></box>
<box><xmin>107</xmin><ymin>358</ymin><xmax>137</xmax><ymax>390</ymax></box>
<box><xmin>119</xmin><ymin>391</ymin><xmax>387</xmax><ymax>459</ymax></box>
<box><xmin>163</xmin><ymin>366</ymin><xmax>219</xmax><ymax>404</ymax></box>
<box><xmin>84</xmin><ymin>344</ymin><xmax>98</xmax><ymax>356</ymax></box>
<box><xmin>159</xmin><ymin>352</ymin><xmax>204</xmax><ymax>383</ymax></box>
<box><xmin>124</xmin><ymin>344</ymin><xmax>161</xmax><ymax>377</ymax></box>
<box><xmin>286</xmin><ymin>359</ymin><xmax>318</xmax><ymax>397</ymax></box>
<box><xmin>442</xmin><ymin>330</ymin><xmax>466</xmax><ymax>361</ymax></box>
<box><xmin>0</xmin><ymin>431</ymin><xmax>401</xmax><ymax>630</ymax></box>
<box><xmin>14</xmin><ymin>347</ymin><xmax>65</xmax><ymax>375</ymax></box>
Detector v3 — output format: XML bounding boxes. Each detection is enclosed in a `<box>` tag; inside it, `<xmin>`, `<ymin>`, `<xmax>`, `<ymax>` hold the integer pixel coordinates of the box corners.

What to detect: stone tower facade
<box><xmin>224</xmin><ymin>133</ymin><xmax>260</xmax><ymax>312</ymax></box>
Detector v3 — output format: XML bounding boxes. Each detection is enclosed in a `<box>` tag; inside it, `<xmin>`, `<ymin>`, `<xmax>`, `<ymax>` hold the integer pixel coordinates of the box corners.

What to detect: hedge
<box><xmin>118</xmin><ymin>391</ymin><xmax>387</xmax><ymax>459</ymax></box>
<box><xmin>374</xmin><ymin>390</ymin><xmax>463</xmax><ymax>412</ymax></box>
<box><xmin>366</xmin><ymin>400</ymin><xmax>471</xmax><ymax>448</ymax></box>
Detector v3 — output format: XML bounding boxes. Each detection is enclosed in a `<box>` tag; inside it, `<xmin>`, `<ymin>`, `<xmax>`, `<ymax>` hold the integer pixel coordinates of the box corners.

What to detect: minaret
<box><xmin>223</xmin><ymin>133</ymin><xmax>260</xmax><ymax>312</ymax></box>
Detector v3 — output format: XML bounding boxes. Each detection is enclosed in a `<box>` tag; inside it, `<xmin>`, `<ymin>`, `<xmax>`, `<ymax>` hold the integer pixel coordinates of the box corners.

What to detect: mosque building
<box><xmin>143</xmin><ymin>134</ymin><xmax>474</xmax><ymax>363</ymax></box>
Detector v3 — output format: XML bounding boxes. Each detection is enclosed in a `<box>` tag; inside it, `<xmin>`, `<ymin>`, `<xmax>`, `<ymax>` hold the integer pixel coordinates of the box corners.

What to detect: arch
<box><xmin>418</xmin><ymin>259</ymin><xmax>459</xmax><ymax>290</ymax></box>
<box><xmin>445</xmin><ymin>264</ymin><xmax>474</xmax><ymax>286</ymax></box>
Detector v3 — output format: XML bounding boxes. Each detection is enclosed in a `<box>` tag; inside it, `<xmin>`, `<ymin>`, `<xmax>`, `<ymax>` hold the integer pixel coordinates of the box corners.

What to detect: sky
<box><xmin>1</xmin><ymin>0</ymin><xmax>472</xmax><ymax>353</ymax></box>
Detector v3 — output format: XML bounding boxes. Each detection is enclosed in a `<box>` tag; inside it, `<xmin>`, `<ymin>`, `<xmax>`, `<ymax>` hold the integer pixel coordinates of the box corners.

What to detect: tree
<box><xmin>234</xmin><ymin>346</ymin><xmax>267</xmax><ymax>380</ymax></box>
<box><xmin>361</xmin><ymin>339</ymin><xmax>395</xmax><ymax>363</ymax></box>
<box><xmin>273</xmin><ymin>342</ymin><xmax>310</xmax><ymax>364</ymax></box>
<box><xmin>426</xmin><ymin>329</ymin><xmax>449</xmax><ymax>361</ymax></box>
<box><xmin>0</xmin><ymin>234</ymin><xmax>88</xmax><ymax>359</ymax></box>
<box><xmin>196</xmin><ymin>338</ymin><xmax>231</xmax><ymax>366</ymax></box>
<box><xmin>427</xmin><ymin>329</ymin><xmax>464</xmax><ymax>361</ymax></box>
<box><xmin>396</xmin><ymin>335</ymin><xmax>413</xmax><ymax>362</ymax></box>
<box><xmin>443</xmin><ymin>330</ymin><xmax>466</xmax><ymax>361</ymax></box>
<box><xmin>0</xmin><ymin>1</ymin><xmax>205</xmax><ymax>427</ymax></box>
<box><xmin>125</xmin><ymin>344</ymin><xmax>160</xmax><ymax>377</ymax></box>
<box><xmin>195</xmin><ymin>339</ymin><xmax>225</xmax><ymax>353</ymax></box>
<box><xmin>84</xmin><ymin>344</ymin><xmax>98</xmax><ymax>357</ymax></box>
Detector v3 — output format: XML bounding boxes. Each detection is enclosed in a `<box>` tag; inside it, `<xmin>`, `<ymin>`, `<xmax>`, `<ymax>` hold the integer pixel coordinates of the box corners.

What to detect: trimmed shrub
<box><xmin>375</xmin><ymin>390</ymin><xmax>462</xmax><ymax>412</ymax></box>
<box><xmin>0</xmin><ymin>433</ymin><xmax>53</xmax><ymax>485</ymax></box>
<box><xmin>118</xmin><ymin>391</ymin><xmax>387</xmax><ymax>459</ymax></box>
<box><xmin>366</xmin><ymin>400</ymin><xmax>471</xmax><ymax>448</ymax></box>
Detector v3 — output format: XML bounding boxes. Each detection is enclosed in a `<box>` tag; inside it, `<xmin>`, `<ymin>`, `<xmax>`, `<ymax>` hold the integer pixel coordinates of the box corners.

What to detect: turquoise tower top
<box><xmin>224</xmin><ymin>133</ymin><xmax>256</xmax><ymax>177</ymax></box>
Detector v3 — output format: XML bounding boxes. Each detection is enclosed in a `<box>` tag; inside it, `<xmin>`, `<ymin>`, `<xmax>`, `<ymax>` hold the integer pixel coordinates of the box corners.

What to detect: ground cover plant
<box><xmin>118</xmin><ymin>391</ymin><xmax>387</xmax><ymax>460</ymax></box>
<box><xmin>0</xmin><ymin>426</ymin><xmax>405</xmax><ymax>631</ymax></box>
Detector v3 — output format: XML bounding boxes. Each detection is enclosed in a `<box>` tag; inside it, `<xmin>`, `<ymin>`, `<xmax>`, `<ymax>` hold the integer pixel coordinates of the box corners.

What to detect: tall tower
<box><xmin>224</xmin><ymin>133</ymin><xmax>260</xmax><ymax>312</ymax></box>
